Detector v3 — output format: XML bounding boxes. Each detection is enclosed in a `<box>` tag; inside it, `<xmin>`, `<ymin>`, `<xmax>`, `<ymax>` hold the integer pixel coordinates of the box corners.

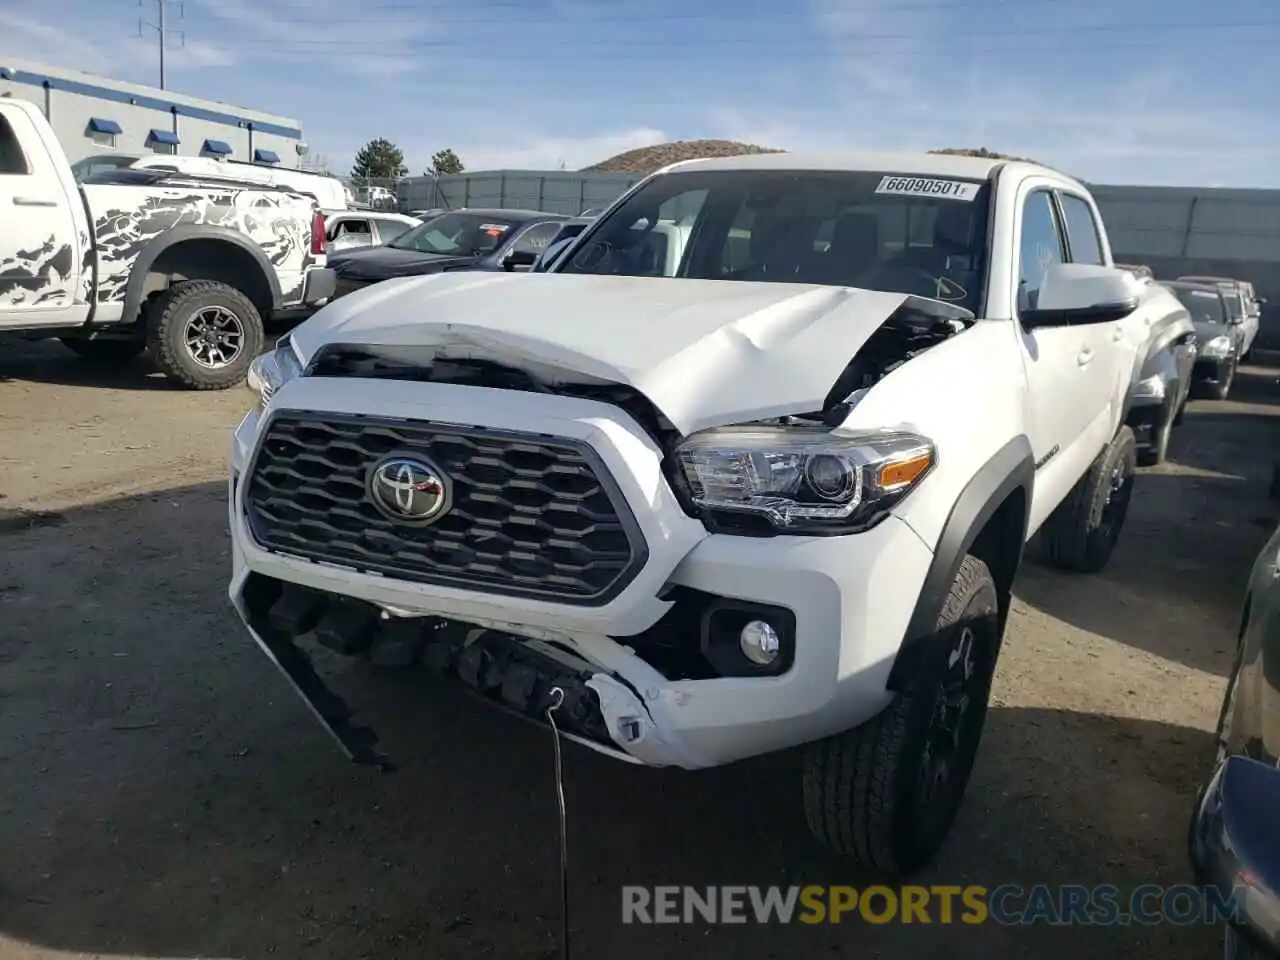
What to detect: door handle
<box><xmin>12</xmin><ymin>196</ymin><xmax>57</xmax><ymax>207</ymax></box>
<box><xmin>1113</xmin><ymin>325</ymin><xmax>1125</xmax><ymax>341</ymax></box>
<box><xmin>1077</xmin><ymin>348</ymin><xmax>1094</xmax><ymax>367</ymax></box>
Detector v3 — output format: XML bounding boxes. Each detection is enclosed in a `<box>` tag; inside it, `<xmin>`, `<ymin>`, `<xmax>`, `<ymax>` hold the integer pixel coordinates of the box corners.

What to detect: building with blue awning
<box><xmin>0</xmin><ymin>54</ymin><xmax>306</xmax><ymax>168</ymax></box>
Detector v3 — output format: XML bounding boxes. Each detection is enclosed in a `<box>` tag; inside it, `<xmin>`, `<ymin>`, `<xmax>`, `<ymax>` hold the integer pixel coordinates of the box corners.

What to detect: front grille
<box><xmin>243</xmin><ymin>412</ymin><xmax>647</xmax><ymax>605</ymax></box>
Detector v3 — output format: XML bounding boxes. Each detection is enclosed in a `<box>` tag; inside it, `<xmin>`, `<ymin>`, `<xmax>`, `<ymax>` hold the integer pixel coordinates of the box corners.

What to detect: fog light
<box><xmin>740</xmin><ymin>620</ymin><xmax>781</xmax><ymax>665</ymax></box>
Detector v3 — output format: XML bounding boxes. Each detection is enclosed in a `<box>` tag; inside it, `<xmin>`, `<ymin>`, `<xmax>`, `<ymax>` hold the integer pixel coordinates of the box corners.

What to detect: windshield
<box><xmin>387</xmin><ymin>212</ymin><xmax>517</xmax><ymax>256</ymax></box>
<box><xmin>555</xmin><ymin>169</ymin><xmax>992</xmax><ymax>312</ymax></box>
<box><xmin>1170</xmin><ymin>286</ymin><xmax>1226</xmax><ymax>324</ymax></box>
<box><xmin>1221</xmin><ymin>289</ymin><xmax>1244</xmax><ymax>318</ymax></box>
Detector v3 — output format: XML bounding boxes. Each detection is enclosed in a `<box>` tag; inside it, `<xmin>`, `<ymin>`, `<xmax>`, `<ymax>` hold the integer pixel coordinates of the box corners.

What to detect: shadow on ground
<box><xmin>0</xmin><ymin>483</ymin><xmax>1220</xmax><ymax>960</ymax></box>
<box><xmin>1016</xmin><ymin>375</ymin><xmax>1280</xmax><ymax>677</ymax></box>
<box><xmin>0</xmin><ymin>325</ymin><xmax>299</xmax><ymax>391</ymax></box>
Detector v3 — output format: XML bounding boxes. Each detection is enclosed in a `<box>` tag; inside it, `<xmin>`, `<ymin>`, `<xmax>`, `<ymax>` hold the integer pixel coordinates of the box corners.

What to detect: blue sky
<box><xmin>2</xmin><ymin>0</ymin><xmax>1278</xmax><ymax>186</ymax></box>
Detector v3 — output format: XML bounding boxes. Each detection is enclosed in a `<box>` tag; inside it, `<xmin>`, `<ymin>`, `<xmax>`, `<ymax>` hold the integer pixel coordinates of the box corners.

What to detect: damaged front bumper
<box><xmin>227</xmin><ymin>378</ymin><xmax>934</xmax><ymax>771</ymax></box>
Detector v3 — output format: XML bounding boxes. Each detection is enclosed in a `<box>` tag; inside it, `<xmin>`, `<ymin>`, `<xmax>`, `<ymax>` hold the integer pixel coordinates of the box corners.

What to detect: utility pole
<box><xmin>139</xmin><ymin>0</ymin><xmax>184</xmax><ymax>89</ymax></box>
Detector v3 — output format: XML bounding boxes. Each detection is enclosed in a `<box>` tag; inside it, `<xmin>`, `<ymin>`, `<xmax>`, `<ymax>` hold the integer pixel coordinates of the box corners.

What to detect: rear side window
<box><xmin>509</xmin><ymin>221</ymin><xmax>563</xmax><ymax>255</ymax></box>
<box><xmin>0</xmin><ymin>115</ymin><xmax>31</xmax><ymax>175</ymax></box>
<box><xmin>1058</xmin><ymin>194</ymin><xmax>1104</xmax><ymax>266</ymax></box>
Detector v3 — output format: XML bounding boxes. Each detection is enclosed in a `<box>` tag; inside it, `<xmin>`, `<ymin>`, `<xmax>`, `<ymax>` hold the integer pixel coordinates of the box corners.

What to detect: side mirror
<box><xmin>1021</xmin><ymin>263</ymin><xmax>1145</xmax><ymax>330</ymax></box>
<box><xmin>502</xmin><ymin>249</ymin><xmax>539</xmax><ymax>272</ymax></box>
<box><xmin>535</xmin><ymin>237</ymin><xmax>574</xmax><ymax>273</ymax></box>
<box><xmin>1190</xmin><ymin>755</ymin><xmax>1280</xmax><ymax>950</ymax></box>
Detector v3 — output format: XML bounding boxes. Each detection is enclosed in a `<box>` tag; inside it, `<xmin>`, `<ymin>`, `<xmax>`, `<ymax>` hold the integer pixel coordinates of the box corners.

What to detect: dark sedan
<box><xmin>1162</xmin><ymin>280</ymin><xmax>1248</xmax><ymax>400</ymax></box>
<box><xmin>1191</xmin><ymin>520</ymin><xmax>1280</xmax><ymax>958</ymax></box>
<box><xmin>327</xmin><ymin>208</ymin><xmax>569</xmax><ymax>299</ymax></box>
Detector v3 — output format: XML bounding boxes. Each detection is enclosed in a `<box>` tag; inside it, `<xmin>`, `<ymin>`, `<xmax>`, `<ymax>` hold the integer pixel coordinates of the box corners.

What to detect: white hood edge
<box><xmin>288</xmin><ymin>272</ymin><xmax>972</xmax><ymax>436</ymax></box>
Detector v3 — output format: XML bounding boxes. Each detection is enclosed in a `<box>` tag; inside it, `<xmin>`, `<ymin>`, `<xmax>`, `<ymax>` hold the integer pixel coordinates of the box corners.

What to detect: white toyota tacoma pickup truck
<box><xmin>229</xmin><ymin>152</ymin><xmax>1180</xmax><ymax>874</ymax></box>
<box><xmin>0</xmin><ymin>98</ymin><xmax>335</xmax><ymax>388</ymax></box>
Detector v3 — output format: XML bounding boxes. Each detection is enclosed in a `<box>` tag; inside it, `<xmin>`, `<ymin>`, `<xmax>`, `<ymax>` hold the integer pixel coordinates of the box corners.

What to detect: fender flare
<box><xmin>887</xmin><ymin>435</ymin><xmax>1035</xmax><ymax>689</ymax></box>
<box><xmin>121</xmin><ymin>225</ymin><xmax>282</xmax><ymax>326</ymax></box>
<box><xmin>1118</xmin><ymin>308</ymin><xmax>1191</xmax><ymax>425</ymax></box>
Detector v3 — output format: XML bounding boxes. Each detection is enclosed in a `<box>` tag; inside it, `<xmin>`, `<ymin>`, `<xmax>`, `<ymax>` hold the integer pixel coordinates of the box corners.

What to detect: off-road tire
<box><xmin>1136</xmin><ymin>404</ymin><xmax>1173</xmax><ymax>467</ymax></box>
<box><xmin>1039</xmin><ymin>425</ymin><xmax>1137</xmax><ymax>574</ymax></box>
<box><xmin>1225</xmin><ymin>927</ymin><xmax>1263</xmax><ymax>960</ymax></box>
<box><xmin>145</xmin><ymin>280</ymin><xmax>264</xmax><ymax>390</ymax></box>
<box><xmin>59</xmin><ymin>337</ymin><xmax>145</xmax><ymax>364</ymax></box>
<box><xmin>802</xmin><ymin>554</ymin><xmax>1000</xmax><ymax>876</ymax></box>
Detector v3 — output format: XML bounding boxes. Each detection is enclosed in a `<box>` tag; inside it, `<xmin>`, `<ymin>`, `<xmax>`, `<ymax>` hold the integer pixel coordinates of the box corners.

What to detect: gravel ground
<box><xmin>1</xmin><ymin>341</ymin><xmax>1277</xmax><ymax>960</ymax></box>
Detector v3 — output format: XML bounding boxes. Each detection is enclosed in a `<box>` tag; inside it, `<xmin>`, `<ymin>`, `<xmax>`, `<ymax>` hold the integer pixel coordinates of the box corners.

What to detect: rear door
<box><xmin>0</xmin><ymin>103</ymin><xmax>85</xmax><ymax>328</ymax></box>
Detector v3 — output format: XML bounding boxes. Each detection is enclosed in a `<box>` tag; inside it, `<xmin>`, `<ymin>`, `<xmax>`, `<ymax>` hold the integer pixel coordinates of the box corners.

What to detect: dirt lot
<box><xmin>1</xmin><ymin>341</ymin><xmax>1277</xmax><ymax>960</ymax></box>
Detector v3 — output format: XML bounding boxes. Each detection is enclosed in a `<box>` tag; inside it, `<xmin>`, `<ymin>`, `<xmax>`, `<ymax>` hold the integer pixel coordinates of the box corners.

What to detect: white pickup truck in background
<box><xmin>0</xmin><ymin>98</ymin><xmax>336</xmax><ymax>389</ymax></box>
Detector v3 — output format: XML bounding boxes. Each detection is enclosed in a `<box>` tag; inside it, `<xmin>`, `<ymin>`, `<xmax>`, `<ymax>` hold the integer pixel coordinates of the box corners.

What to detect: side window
<box><xmin>509</xmin><ymin>221</ymin><xmax>562</xmax><ymax>255</ymax></box>
<box><xmin>0</xmin><ymin>115</ymin><xmax>31</xmax><ymax>175</ymax></box>
<box><xmin>1017</xmin><ymin>191</ymin><xmax>1065</xmax><ymax>314</ymax></box>
<box><xmin>1058</xmin><ymin>193</ymin><xmax>1104</xmax><ymax>266</ymax></box>
<box><xmin>375</xmin><ymin>219</ymin><xmax>412</xmax><ymax>243</ymax></box>
<box><xmin>331</xmin><ymin>219</ymin><xmax>371</xmax><ymax>240</ymax></box>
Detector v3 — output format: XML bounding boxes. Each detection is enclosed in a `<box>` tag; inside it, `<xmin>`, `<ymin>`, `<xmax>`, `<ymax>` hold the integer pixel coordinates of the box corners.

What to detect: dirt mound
<box><xmin>583</xmin><ymin>139</ymin><xmax>785</xmax><ymax>174</ymax></box>
<box><xmin>929</xmin><ymin>147</ymin><xmax>1041</xmax><ymax>163</ymax></box>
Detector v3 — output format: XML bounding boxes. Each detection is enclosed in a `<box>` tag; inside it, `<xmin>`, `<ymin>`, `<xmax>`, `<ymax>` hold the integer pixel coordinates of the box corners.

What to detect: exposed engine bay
<box><xmin>303</xmin><ymin>297</ymin><xmax>971</xmax><ymax>443</ymax></box>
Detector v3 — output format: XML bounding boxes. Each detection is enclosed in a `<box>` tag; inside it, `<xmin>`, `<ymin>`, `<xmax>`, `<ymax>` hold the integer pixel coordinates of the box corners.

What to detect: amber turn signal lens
<box><xmin>878</xmin><ymin>451</ymin><xmax>933</xmax><ymax>490</ymax></box>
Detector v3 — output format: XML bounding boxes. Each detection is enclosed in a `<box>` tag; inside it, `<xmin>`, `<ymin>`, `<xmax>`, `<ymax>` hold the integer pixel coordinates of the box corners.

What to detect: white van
<box><xmin>71</xmin><ymin>153</ymin><xmax>355</xmax><ymax>209</ymax></box>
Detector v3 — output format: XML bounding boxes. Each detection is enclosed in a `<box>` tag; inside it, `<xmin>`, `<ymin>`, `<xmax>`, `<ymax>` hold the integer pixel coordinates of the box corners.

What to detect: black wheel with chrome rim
<box><xmin>145</xmin><ymin>279</ymin><xmax>265</xmax><ymax>390</ymax></box>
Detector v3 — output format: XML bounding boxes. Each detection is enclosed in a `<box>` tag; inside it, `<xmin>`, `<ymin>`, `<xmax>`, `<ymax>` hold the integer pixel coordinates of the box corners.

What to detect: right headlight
<box><xmin>246</xmin><ymin>335</ymin><xmax>303</xmax><ymax>410</ymax></box>
<box><xmin>673</xmin><ymin>425</ymin><xmax>936</xmax><ymax>535</ymax></box>
<box><xmin>1201</xmin><ymin>335</ymin><xmax>1233</xmax><ymax>359</ymax></box>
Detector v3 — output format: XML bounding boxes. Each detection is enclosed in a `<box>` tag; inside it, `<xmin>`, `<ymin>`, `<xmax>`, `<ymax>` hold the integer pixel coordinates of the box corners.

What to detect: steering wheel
<box><xmin>855</xmin><ymin>261</ymin><xmax>948</xmax><ymax>299</ymax></box>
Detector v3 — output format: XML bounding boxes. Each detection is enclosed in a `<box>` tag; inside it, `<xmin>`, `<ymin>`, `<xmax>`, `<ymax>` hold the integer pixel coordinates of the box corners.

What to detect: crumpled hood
<box><xmin>288</xmin><ymin>271</ymin><xmax>971</xmax><ymax>435</ymax></box>
<box><xmin>331</xmin><ymin>247</ymin><xmax>477</xmax><ymax>280</ymax></box>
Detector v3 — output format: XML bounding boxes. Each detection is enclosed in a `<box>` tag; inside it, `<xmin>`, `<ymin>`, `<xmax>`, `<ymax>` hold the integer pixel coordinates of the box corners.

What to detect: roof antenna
<box><xmin>546</xmin><ymin>687</ymin><xmax>571</xmax><ymax>960</ymax></box>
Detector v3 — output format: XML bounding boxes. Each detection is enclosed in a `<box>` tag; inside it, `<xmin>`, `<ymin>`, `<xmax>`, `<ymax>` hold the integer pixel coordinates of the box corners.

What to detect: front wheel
<box><xmin>1210</xmin><ymin>360</ymin><xmax>1238</xmax><ymax>401</ymax></box>
<box><xmin>1225</xmin><ymin>927</ymin><xmax>1264</xmax><ymax>959</ymax></box>
<box><xmin>1039</xmin><ymin>426</ymin><xmax>1137</xmax><ymax>574</ymax></box>
<box><xmin>1137</xmin><ymin>404</ymin><xmax>1174</xmax><ymax>467</ymax></box>
<box><xmin>802</xmin><ymin>554</ymin><xmax>1001</xmax><ymax>876</ymax></box>
<box><xmin>145</xmin><ymin>280</ymin><xmax>265</xmax><ymax>390</ymax></box>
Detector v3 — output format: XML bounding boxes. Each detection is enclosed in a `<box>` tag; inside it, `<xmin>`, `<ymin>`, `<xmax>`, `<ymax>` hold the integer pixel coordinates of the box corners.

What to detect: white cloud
<box><xmin>187</xmin><ymin>0</ymin><xmax>432</xmax><ymax>80</ymax></box>
<box><xmin>0</xmin><ymin>9</ymin><xmax>226</xmax><ymax>80</ymax></box>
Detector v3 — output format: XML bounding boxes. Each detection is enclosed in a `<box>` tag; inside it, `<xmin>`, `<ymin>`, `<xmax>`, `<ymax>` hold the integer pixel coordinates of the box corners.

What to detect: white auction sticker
<box><xmin>875</xmin><ymin>176</ymin><xmax>980</xmax><ymax>202</ymax></box>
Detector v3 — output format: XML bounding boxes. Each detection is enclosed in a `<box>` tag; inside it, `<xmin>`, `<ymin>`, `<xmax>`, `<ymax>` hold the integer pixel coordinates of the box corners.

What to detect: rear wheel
<box><xmin>1039</xmin><ymin>426</ymin><xmax>1137</xmax><ymax>573</ymax></box>
<box><xmin>145</xmin><ymin>280</ymin><xmax>264</xmax><ymax>390</ymax></box>
<box><xmin>59</xmin><ymin>337</ymin><xmax>145</xmax><ymax>364</ymax></box>
<box><xmin>802</xmin><ymin>555</ymin><xmax>1001</xmax><ymax>876</ymax></box>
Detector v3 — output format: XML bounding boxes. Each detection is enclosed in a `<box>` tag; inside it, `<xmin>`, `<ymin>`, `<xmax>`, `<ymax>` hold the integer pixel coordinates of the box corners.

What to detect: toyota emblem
<box><xmin>367</xmin><ymin>455</ymin><xmax>450</xmax><ymax>525</ymax></box>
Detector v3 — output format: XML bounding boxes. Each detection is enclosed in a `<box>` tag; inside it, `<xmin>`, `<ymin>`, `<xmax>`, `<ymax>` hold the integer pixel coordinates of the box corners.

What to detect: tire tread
<box><xmin>802</xmin><ymin>555</ymin><xmax>997</xmax><ymax>875</ymax></box>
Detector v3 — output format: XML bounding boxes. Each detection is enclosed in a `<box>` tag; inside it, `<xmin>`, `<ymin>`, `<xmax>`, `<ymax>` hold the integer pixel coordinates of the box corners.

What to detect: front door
<box><xmin>1013</xmin><ymin>187</ymin><xmax>1115</xmax><ymax>533</ymax></box>
<box><xmin>0</xmin><ymin>106</ymin><xmax>81</xmax><ymax>328</ymax></box>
